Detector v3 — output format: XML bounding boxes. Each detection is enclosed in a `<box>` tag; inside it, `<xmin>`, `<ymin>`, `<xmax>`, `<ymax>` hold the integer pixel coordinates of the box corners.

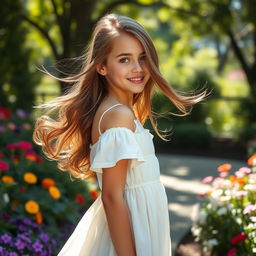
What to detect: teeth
<box><xmin>129</xmin><ymin>77</ymin><xmax>143</xmax><ymax>81</ymax></box>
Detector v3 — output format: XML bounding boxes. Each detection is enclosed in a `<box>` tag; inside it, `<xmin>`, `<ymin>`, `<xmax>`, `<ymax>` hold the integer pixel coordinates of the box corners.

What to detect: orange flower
<box><xmin>91</xmin><ymin>189</ymin><xmax>99</xmax><ymax>200</ymax></box>
<box><xmin>24</xmin><ymin>172</ymin><xmax>37</xmax><ymax>184</ymax></box>
<box><xmin>2</xmin><ymin>175</ymin><xmax>14</xmax><ymax>183</ymax></box>
<box><xmin>41</xmin><ymin>178</ymin><xmax>55</xmax><ymax>189</ymax></box>
<box><xmin>35</xmin><ymin>212</ymin><xmax>43</xmax><ymax>224</ymax></box>
<box><xmin>25</xmin><ymin>200</ymin><xmax>40</xmax><ymax>214</ymax></box>
<box><xmin>49</xmin><ymin>186</ymin><xmax>61</xmax><ymax>199</ymax></box>
<box><xmin>217</xmin><ymin>163</ymin><xmax>232</xmax><ymax>172</ymax></box>
<box><xmin>248</xmin><ymin>155</ymin><xmax>256</xmax><ymax>166</ymax></box>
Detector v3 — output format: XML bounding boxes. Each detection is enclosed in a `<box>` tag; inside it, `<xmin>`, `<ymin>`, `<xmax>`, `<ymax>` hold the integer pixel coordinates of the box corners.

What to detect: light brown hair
<box><xmin>33</xmin><ymin>13</ymin><xmax>210</xmax><ymax>179</ymax></box>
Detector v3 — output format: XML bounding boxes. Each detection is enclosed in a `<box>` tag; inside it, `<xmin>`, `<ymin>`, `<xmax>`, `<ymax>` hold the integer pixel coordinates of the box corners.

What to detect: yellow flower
<box><xmin>24</xmin><ymin>172</ymin><xmax>37</xmax><ymax>184</ymax></box>
<box><xmin>2</xmin><ymin>175</ymin><xmax>14</xmax><ymax>183</ymax></box>
<box><xmin>49</xmin><ymin>186</ymin><xmax>61</xmax><ymax>199</ymax></box>
<box><xmin>25</xmin><ymin>200</ymin><xmax>40</xmax><ymax>214</ymax></box>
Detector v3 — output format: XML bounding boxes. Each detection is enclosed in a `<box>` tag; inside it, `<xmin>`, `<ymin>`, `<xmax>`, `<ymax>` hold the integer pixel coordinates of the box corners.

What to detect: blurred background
<box><xmin>1</xmin><ymin>0</ymin><xmax>256</xmax><ymax>255</ymax></box>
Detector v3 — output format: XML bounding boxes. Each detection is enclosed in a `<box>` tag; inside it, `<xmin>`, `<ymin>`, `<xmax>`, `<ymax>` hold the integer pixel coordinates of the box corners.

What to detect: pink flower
<box><xmin>235</xmin><ymin>167</ymin><xmax>251</xmax><ymax>178</ymax></box>
<box><xmin>22</xmin><ymin>123</ymin><xmax>31</xmax><ymax>130</ymax></box>
<box><xmin>17</xmin><ymin>141</ymin><xmax>32</xmax><ymax>150</ymax></box>
<box><xmin>235</xmin><ymin>190</ymin><xmax>248</xmax><ymax>198</ymax></box>
<box><xmin>243</xmin><ymin>204</ymin><xmax>256</xmax><ymax>214</ymax></box>
<box><xmin>220</xmin><ymin>171</ymin><xmax>229</xmax><ymax>178</ymax></box>
<box><xmin>230</xmin><ymin>232</ymin><xmax>247</xmax><ymax>245</ymax></box>
<box><xmin>226</xmin><ymin>247</ymin><xmax>237</xmax><ymax>256</ymax></box>
<box><xmin>0</xmin><ymin>160</ymin><xmax>9</xmax><ymax>171</ymax></box>
<box><xmin>6</xmin><ymin>143</ymin><xmax>18</xmax><ymax>150</ymax></box>
<box><xmin>201</xmin><ymin>176</ymin><xmax>213</xmax><ymax>184</ymax></box>
<box><xmin>7</xmin><ymin>122</ymin><xmax>16</xmax><ymax>131</ymax></box>
<box><xmin>16</xmin><ymin>109</ymin><xmax>27</xmax><ymax>119</ymax></box>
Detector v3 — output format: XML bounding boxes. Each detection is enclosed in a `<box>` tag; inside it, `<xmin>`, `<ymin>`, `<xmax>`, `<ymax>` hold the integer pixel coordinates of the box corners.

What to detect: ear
<box><xmin>96</xmin><ymin>64</ymin><xmax>107</xmax><ymax>76</ymax></box>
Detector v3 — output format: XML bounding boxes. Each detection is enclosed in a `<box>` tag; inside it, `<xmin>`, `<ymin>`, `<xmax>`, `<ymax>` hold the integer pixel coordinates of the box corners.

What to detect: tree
<box><xmin>0</xmin><ymin>0</ymin><xmax>40</xmax><ymax>111</ymax></box>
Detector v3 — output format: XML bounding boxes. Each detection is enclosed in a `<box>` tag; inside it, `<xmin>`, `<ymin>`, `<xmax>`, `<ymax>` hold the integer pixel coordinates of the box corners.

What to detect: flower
<box><xmin>16</xmin><ymin>109</ymin><xmax>27</xmax><ymax>119</ymax></box>
<box><xmin>0</xmin><ymin>106</ymin><xmax>11</xmax><ymax>119</ymax></box>
<box><xmin>49</xmin><ymin>186</ymin><xmax>61</xmax><ymax>199</ymax></box>
<box><xmin>217</xmin><ymin>163</ymin><xmax>232</xmax><ymax>172</ymax></box>
<box><xmin>23</xmin><ymin>172</ymin><xmax>37</xmax><ymax>184</ymax></box>
<box><xmin>32</xmin><ymin>240</ymin><xmax>43</xmax><ymax>252</ymax></box>
<box><xmin>76</xmin><ymin>194</ymin><xmax>84</xmax><ymax>205</ymax></box>
<box><xmin>25</xmin><ymin>200</ymin><xmax>40</xmax><ymax>214</ymax></box>
<box><xmin>15</xmin><ymin>239</ymin><xmax>26</xmax><ymax>250</ymax></box>
<box><xmin>7</xmin><ymin>122</ymin><xmax>16</xmax><ymax>131</ymax></box>
<box><xmin>0</xmin><ymin>234</ymin><xmax>12</xmax><ymax>244</ymax></box>
<box><xmin>230</xmin><ymin>232</ymin><xmax>247</xmax><ymax>245</ymax></box>
<box><xmin>226</xmin><ymin>248</ymin><xmax>237</xmax><ymax>256</ymax></box>
<box><xmin>6</xmin><ymin>143</ymin><xmax>18</xmax><ymax>150</ymax></box>
<box><xmin>248</xmin><ymin>155</ymin><xmax>256</xmax><ymax>166</ymax></box>
<box><xmin>17</xmin><ymin>141</ymin><xmax>32</xmax><ymax>151</ymax></box>
<box><xmin>25</xmin><ymin>151</ymin><xmax>41</xmax><ymax>163</ymax></box>
<box><xmin>41</xmin><ymin>178</ymin><xmax>55</xmax><ymax>189</ymax></box>
<box><xmin>0</xmin><ymin>160</ymin><xmax>9</xmax><ymax>171</ymax></box>
<box><xmin>91</xmin><ymin>189</ymin><xmax>99</xmax><ymax>200</ymax></box>
<box><xmin>22</xmin><ymin>123</ymin><xmax>31</xmax><ymax>130</ymax></box>
<box><xmin>39</xmin><ymin>233</ymin><xmax>49</xmax><ymax>243</ymax></box>
<box><xmin>35</xmin><ymin>212</ymin><xmax>43</xmax><ymax>225</ymax></box>
<box><xmin>201</xmin><ymin>176</ymin><xmax>213</xmax><ymax>184</ymax></box>
<box><xmin>2</xmin><ymin>175</ymin><xmax>14</xmax><ymax>183</ymax></box>
<box><xmin>243</xmin><ymin>204</ymin><xmax>256</xmax><ymax>214</ymax></box>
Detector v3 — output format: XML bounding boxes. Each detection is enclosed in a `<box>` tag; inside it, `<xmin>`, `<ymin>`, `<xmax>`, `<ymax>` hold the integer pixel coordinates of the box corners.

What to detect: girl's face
<box><xmin>97</xmin><ymin>32</ymin><xmax>150</xmax><ymax>97</ymax></box>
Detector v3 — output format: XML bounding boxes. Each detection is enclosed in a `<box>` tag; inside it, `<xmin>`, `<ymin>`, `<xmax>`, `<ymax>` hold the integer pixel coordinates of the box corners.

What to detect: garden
<box><xmin>0</xmin><ymin>106</ymin><xmax>100</xmax><ymax>255</ymax></box>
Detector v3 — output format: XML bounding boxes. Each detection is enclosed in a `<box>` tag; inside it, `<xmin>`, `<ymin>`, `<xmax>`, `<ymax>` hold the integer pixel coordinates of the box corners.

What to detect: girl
<box><xmin>33</xmin><ymin>13</ymin><xmax>209</xmax><ymax>256</ymax></box>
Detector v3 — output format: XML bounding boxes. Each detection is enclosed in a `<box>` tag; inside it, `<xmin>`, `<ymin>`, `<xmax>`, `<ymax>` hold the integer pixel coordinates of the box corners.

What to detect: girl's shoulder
<box><xmin>91</xmin><ymin>102</ymin><xmax>136</xmax><ymax>145</ymax></box>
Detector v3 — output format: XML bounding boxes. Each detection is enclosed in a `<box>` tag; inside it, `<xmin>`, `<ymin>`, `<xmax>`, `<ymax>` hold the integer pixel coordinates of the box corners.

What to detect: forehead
<box><xmin>108</xmin><ymin>32</ymin><xmax>144</xmax><ymax>56</ymax></box>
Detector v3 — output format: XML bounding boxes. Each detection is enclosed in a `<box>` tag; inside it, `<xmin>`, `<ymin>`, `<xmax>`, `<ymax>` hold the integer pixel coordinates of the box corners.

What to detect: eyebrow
<box><xmin>115</xmin><ymin>51</ymin><xmax>146</xmax><ymax>58</ymax></box>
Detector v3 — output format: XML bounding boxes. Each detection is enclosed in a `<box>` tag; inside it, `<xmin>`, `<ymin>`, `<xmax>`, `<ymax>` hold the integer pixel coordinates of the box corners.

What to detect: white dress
<box><xmin>58</xmin><ymin>104</ymin><xmax>172</xmax><ymax>256</ymax></box>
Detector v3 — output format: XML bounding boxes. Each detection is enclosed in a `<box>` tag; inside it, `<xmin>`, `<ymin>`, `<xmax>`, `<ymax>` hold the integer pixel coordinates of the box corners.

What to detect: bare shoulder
<box><xmin>101</xmin><ymin>104</ymin><xmax>136</xmax><ymax>132</ymax></box>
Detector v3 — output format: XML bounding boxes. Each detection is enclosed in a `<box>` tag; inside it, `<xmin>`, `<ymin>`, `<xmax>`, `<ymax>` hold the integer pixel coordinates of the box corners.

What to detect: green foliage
<box><xmin>0</xmin><ymin>0</ymin><xmax>41</xmax><ymax>111</ymax></box>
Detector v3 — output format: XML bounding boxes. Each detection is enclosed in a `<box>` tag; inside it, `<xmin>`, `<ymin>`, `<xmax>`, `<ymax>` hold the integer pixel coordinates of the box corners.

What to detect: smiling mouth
<box><xmin>127</xmin><ymin>77</ymin><xmax>144</xmax><ymax>84</ymax></box>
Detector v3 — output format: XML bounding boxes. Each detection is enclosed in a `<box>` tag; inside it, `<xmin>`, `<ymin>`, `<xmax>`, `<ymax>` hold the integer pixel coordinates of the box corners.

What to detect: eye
<box><xmin>119</xmin><ymin>58</ymin><xmax>129</xmax><ymax>63</ymax></box>
<box><xmin>139</xmin><ymin>55</ymin><xmax>147</xmax><ymax>61</ymax></box>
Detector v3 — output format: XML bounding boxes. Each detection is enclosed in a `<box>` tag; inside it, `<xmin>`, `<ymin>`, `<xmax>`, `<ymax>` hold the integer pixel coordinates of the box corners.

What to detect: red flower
<box><xmin>91</xmin><ymin>190</ymin><xmax>99</xmax><ymax>200</ymax></box>
<box><xmin>76</xmin><ymin>194</ymin><xmax>84</xmax><ymax>205</ymax></box>
<box><xmin>0</xmin><ymin>106</ymin><xmax>11</xmax><ymax>120</ymax></box>
<box><xmin>0</xmin><ymin>160</ymin><xmax>9</xmax><ymax>171</ymax></box>
<box><xmin>226</xmin><ymin>248</ymin><xmax>237</xmax><ymax>256</ymax></box>
<box><xmin>17</xmin><ymin>141</ymin><xmax>32</xmax><ymax>150</ymax></box>
<box><xmin>230</xmin><ymin>232</ymin><xmax>247</xmax><ymax>245</ymax></box>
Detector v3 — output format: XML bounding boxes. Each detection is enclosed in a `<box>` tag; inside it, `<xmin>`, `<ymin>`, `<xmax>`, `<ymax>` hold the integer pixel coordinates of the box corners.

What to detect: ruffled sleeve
<box><xmin>89</xmin><ymin>127</ymin><xmax>145</xmax><ymax>174</ymax></box>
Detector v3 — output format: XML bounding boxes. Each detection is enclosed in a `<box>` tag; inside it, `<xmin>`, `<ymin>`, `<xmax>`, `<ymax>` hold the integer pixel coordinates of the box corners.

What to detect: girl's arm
<box><xmin>102</xmin><ymin>158</ymin><xmax>136</xmax><ymax>256</ymax></box>
<box><xmin>100</xmin><ymin>106</ymin><xmax>137</xmax><ymax>256</ymax></box>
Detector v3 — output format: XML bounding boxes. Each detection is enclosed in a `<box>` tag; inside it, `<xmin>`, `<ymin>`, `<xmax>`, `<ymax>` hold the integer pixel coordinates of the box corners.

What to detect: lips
<box><xmin>127</xmin><ymin>77</ymin><xmax>144</xmax><ymax>84</ymax></box>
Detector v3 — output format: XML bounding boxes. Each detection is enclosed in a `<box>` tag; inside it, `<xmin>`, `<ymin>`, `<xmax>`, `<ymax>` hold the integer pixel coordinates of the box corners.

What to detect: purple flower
<box><xmin>39</xmin><ymin>233</ymin><xmax>49</xmax><ymax>243</ymax></box>
<box><xmin>32</xmin><ymin>241</ymin><xmax>43</xmax><ymax>252</ymax></box>
<box><xmin>17</xmin><ymin>234</ymin><xmax>31</xmax><ymax>244</ymax></box>
<box><xmin>0</xmin><ymin>234</ymin><xmax>12</xmax><ymax>244</ymax></box>
<box><xmin>18</xmin><ymin>224</ymin><xmax>26</xmax><ymax>232</ymax></box>
<box><xmin>9</xmin><ymin>252</ymin><xmax>18</xmax><ymax>256</ymax></box>
<box><xmin>15</xmin><ymin>239</ymin><xmax>26</xmax><ymax>250</ymax></box>
<box><xmin>16</xmin><ymin>109</ymin><xmax>27</xmax><ymax>119</ymax></box>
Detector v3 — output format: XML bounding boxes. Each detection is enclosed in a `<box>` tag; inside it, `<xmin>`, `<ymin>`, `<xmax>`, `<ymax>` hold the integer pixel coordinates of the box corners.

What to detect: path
<box><xmin>157</xmin><ymin>153</ymin><xmax>245</xmax><ymax>255</ymax></box>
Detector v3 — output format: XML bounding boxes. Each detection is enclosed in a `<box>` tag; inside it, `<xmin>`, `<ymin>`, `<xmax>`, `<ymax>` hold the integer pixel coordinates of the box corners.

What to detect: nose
<box><xmin>132</xmin><ymin>60</ymin><xmax>143</xmax><ymax>72</ymax></box>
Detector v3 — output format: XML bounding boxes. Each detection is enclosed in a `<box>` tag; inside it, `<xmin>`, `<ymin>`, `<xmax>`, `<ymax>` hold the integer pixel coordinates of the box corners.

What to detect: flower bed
<box><xmin>192</xmin><ymin>155</ymin><xmax>256</xmax><ymax>256</ymax></box>
<box><xmin>0</xmin><ymin>106</ymin><xmax>100</xmax><ymax>255</ymax></box>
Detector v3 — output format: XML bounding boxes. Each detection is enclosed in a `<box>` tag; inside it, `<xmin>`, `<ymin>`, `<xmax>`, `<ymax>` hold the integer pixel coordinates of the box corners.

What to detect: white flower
<box><xmin>250</xmin><ymin>216</ymin><xmax>256</xmax><ymax>222</ymax></box>
<box><xmin>207</xmin><ymin>239</ymin><xmax>218</xmax><ymax>249</ymax></box>
<box><xmin>191</xmin><ymin>225</ymin><xmax>202</xmax><ymax>237</ymax></box>
<box><xmin>198</xmin><ymin>210</ymin><xmax>208</xmax><ymax>224</ymax></box>
<box><xmin>236</xmin><ymin>217</ymin><xmax>242</xmax><ymax>225</ymax></box>
<box><xmin>253</xmin><ymin>248</ymin><xmax>256</xmax><ymax>253</ymax></box>
<box><xmin>216</xmin><ymin>207</ymin><xmax>227</xmax><ymax>216</ymax></box>
<box><xmin>3</xmin><ymin>193</ymin><xmax>9</xmax><ymax>203</ymax></box>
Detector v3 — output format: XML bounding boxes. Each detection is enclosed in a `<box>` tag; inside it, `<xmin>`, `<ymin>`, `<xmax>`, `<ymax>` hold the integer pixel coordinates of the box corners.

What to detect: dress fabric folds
<box><xmin>57</xmin><ymin>120</ymin><xmax>172</xmax><ymax>256</ymax></box>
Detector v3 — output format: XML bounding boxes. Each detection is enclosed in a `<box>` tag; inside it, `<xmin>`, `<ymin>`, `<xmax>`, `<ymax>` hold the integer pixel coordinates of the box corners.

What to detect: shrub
<box><xmin>192</xmin><ymin>155</ymin><xmax>256</xmax><ymax>255</ymax></box>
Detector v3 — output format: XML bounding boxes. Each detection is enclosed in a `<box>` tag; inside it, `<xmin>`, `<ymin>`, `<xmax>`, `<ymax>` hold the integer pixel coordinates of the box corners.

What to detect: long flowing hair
<box><xmin>32</xmin><ymin>13</ymin><xmax>210</xmax><ymax>179</ymax></box>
